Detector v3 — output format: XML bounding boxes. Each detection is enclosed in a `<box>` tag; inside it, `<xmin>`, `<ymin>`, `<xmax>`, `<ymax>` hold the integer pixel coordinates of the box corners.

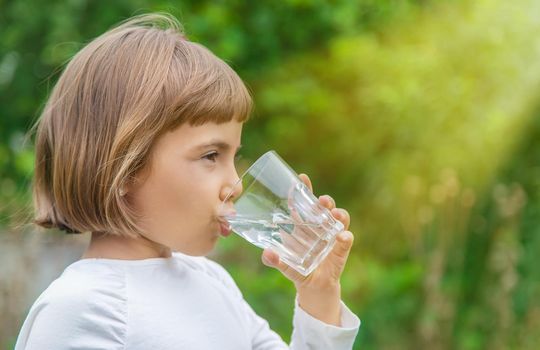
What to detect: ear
<box><xmin>124</xmin><ymin>165</ymin><xmax>151</xmax><ymax>194</ymax></box>
<box><xmin>122</xmin><ymin>177</ymin><xmax>138</xmax><ymax>196</ymax></box>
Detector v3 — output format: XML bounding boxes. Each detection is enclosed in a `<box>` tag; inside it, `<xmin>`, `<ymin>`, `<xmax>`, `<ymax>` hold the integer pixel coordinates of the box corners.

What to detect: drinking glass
<box><xmin>221</xmin><ymin>150</ymin><xmax>344</xmax><ymax>276</ymax></box>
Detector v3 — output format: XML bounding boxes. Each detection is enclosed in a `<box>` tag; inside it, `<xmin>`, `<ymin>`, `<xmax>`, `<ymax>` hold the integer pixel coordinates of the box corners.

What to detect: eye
<box><xmin>202</xmin><ymin>151</ymin><xmax>219</xmax><ymax>162</ymax></box>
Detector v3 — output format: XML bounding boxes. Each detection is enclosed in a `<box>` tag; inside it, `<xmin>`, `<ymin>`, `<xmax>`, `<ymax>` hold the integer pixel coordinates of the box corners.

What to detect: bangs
<box><xmin>164</xmin><ymin>41</ymin><xmax>252</xmax><ymax>129</ymax></box>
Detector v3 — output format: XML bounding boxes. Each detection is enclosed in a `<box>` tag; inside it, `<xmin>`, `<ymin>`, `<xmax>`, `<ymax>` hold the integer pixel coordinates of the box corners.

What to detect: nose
<box><xmin>220</xmin><ymin>171</ymin><xmax>243</xmax><ymax>203</ymax></box>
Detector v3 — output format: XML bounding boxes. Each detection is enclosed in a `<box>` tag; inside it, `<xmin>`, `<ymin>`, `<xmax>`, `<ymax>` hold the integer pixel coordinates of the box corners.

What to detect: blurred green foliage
<box><xmin>2</xmin><ymin>0</ymin><xmax>540</xmax><ymax>349</ymax></box>
<box><xmin>0</xmin><ymin>0</ymin><xmax>428</xmax><ymax>219</ymax></box>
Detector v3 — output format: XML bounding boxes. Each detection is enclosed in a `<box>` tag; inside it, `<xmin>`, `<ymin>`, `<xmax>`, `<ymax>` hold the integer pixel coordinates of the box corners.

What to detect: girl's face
<box><xmin>129</xmin><ymin>120</ymin><xmax>243</xmax><ymax>256</ymax></box>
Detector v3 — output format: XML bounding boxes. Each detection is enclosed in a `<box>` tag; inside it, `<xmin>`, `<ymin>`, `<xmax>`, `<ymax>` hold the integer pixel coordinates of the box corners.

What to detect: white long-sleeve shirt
<box><xmin>15</xmin><ymin>252</ymin><xmax>360</xmax><ymax>349</ymax></box>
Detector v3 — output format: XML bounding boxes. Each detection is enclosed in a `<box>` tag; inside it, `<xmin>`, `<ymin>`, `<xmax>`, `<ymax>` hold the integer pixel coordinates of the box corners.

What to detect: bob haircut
<box><xmin>32</xmin><ymin>13</ymin><xmax>252</xmax><ymax>237</ymax></box>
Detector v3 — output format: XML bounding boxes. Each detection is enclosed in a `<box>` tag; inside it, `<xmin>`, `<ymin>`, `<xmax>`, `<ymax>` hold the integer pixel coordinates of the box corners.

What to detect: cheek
<box><xmin>132</xmin><ymin>163</ymin><xmax>217</xmax><ymax>228</ymax></box>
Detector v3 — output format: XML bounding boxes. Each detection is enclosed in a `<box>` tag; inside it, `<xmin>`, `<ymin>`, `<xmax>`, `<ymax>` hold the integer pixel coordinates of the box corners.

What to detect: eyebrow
<box><xmin>192</xmin><ymin>140</ymin><xmax>242</xmax><ymax>153</ymax></box>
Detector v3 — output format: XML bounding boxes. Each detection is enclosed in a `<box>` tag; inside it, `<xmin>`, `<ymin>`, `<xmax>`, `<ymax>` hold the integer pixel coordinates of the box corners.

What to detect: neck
<box><xmin>82</xmin><ymin>231</ymin><xmax>172</xmax><ymax>260</ymax></box>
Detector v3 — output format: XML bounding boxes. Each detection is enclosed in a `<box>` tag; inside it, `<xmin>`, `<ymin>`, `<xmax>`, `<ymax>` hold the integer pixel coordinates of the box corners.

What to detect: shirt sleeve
<box><xmin>240</xmin><ymin>295</ymin><xmax>360</xmax><ymax>350</ymax></box>
<box><xmin>15</xmin><ymin>277</ymin><xmax>126</xmax><ymax>350</ymax></box>
<box><xmin>290</xmin><ymin>296</ymin><xmax>360</xmax><ymax>350</ymax></box>
<box><xmin>203</xmin><ymin>258</ymin><xmax>361</xmax><ymax>350</ymax></box>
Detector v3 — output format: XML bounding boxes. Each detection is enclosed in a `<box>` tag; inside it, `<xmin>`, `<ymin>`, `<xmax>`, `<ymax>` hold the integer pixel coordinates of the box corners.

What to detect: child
<box><xmin>15</xmin><ymin>13</ymin><xmax>360</xmax><ymax>349</ymax></box>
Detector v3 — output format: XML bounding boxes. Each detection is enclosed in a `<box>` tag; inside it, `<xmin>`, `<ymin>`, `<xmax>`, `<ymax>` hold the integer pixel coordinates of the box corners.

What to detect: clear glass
<box><xmin>221</xmin><ymin>150</ymin><xmax>344</xmax><ymax>276</ymax></box>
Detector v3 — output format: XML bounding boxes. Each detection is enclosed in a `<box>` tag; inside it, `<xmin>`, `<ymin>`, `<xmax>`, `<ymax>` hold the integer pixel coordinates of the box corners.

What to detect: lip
<box><xmin>218</xmin><ymin>220</ymin><xmax>232</xmax><ymax>237</ymax></box>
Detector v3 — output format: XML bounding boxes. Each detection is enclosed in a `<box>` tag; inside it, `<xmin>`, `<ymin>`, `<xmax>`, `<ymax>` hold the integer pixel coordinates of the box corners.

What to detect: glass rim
<box><xmin>222</xmin><ymin>149</ymin><xmax>279</xmax><ymax>205</ymax></box>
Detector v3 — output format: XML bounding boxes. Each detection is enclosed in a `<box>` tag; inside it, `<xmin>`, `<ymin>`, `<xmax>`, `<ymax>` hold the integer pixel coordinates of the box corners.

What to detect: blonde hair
<box><xmin>32</xmin><ymin>13</ymin><xmax>252</xmax><ymax>236</ymax></box>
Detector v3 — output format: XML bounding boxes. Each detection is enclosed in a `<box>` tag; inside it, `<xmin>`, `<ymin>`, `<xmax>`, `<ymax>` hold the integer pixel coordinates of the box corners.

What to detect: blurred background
<box><xmin>2</xmin><ymin>0</ymin><xmax>540</xmax><ymax>349</ymax></box>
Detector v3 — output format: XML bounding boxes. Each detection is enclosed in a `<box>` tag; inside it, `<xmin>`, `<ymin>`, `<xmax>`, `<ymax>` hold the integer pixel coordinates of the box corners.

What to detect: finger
<box><xmin>331</xmin><ymin>231</ymin><xmax>354</xmax><ymax>262</ymax></box>
<box><xmin>319</xmin><ymin>195</ymin><xmax>336</xmax><ymax>210</ymax></box>
<box><xmin>331</xmin><ymin>208</ymin><xmax>350</xmax><ymax>231</ymax></box>
<box><xmin>261</xmin><ymin>249</ymin><xmax>280</xmax><ymax>266</ymax></box>
<box><xmin>261</xmin><ymin>248</ymin><xmax>307</xmax><ymax>283</ymax></box>
<box><xmin>298</xmin><ymin>173</ymin><xmax>313</xmax><ymax>192</ymax></box>
<box><xmin>323</xmin><ymin>231</ymin><xmax>354</xmax><ymax>279</ymax></box>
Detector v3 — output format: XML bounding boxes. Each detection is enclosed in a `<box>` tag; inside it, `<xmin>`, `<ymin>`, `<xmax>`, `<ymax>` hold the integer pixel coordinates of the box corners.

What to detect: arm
<box><xmin>205</xmin><ymin>235</ymin><xmax>359</xmax><ymax>350</ymax></box>
<box><xmin>261</xmin><ymin>173</ymin><xmax>360</xmax><ymax>349</ymax></box>
<box><xmin>290</xmin><ymin>296</ymin><xmax>360</xmax><ymax>350</ymax></box>
<box><xmin>238</xmin><ymin>292</ymin><xmax>360</xmax><ymax>350</ymax></box>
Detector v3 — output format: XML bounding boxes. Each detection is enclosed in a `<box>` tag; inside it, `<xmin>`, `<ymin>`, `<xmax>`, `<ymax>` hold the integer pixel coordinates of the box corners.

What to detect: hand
<box><xmin>261</xmin><ymin>173</ymin><xmax>354</xmax><ymax>326</ymax></box>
